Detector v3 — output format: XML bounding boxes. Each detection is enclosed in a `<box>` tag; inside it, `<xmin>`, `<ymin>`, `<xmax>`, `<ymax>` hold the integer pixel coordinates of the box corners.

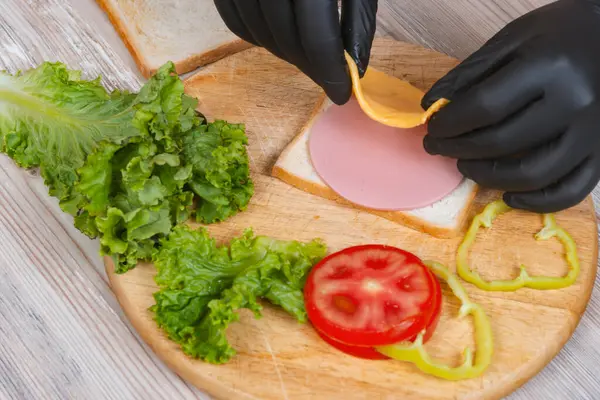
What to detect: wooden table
<box><xmin>0</xmin><ymin>1</ymin><xmax>596</xmax><ymax>399</ymax></box>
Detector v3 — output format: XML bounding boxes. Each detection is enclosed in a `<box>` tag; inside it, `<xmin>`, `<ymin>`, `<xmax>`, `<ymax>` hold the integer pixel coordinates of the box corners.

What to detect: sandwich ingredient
<box><xmin>182</xmin><ymin>120</ymin><xmax>253</xmax><ymax>224</ymax></box>
<box><xmin>303</xmin><ymin>245</ymin><xmax>442</xmax><ymax>347</ymax></box>
<box><xmin>377</xmin><ymin>261</ymin><xmax>494</xmax><ymax>381</ymax></box>
<box><xmin>308</xmin><ymin>98</ymin><xmax>463</xmax><ymax>211</ymax></box>
<box><xmin>152</xmin><ymin>224</ymin><xmax>327</xmax><ymax>364</ymax></box>
<box><xmin>0</xmin><ymin>61</ymin><xmax>253</xmax><ymax>273</ymax></box>
<box><xmin>345</xmin><ymin>52</ymin><xmax>448</xmax><ymax>129</ymax></box>
<box><xmin>457</xmin><ymin>200</ymin><xmax>580</xmax><ymax>291</ymax></box>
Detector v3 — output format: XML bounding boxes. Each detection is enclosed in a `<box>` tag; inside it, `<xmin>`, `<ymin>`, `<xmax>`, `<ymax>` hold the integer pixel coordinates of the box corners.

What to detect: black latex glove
<box><xmin>213</xmin><ymin>0</ymin><xmax>378</xmax><ymax>105</ymax></box>
<box><xmin>422</xmin><ymin>0</ymin><xmax>600</xmax><ymax>213</ymax></box>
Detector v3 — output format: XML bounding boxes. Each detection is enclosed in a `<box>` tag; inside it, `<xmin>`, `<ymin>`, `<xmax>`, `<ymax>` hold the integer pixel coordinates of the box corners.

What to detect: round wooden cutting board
<box><xmin>105</xmin><ymin>38</ymin><xmax>599</xmax><ymax>400</ymax></box>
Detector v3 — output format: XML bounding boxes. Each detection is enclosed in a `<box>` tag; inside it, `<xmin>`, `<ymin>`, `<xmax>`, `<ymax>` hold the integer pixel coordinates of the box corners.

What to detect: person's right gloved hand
<box><xmin>421</xmin><ymin>0</ymin><xmax>600</xmax><ymax>214</ymax></box>
<box><xmin>213</xmin><ymin>0</ymin><xmax>378</xmax><ymax>105</ymax></box>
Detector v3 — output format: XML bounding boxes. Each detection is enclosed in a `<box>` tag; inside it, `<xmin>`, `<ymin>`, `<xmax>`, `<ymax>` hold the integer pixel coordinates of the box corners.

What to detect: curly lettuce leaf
<box><xmin>183</xmin><ymin>121</ymin><xmax>254</xmax><ymax>223</ymax></box>
<box><xmin>65</xmin><ymin>63</ymin><xmax>202</xmax><ymax>273</ymax></box>
<box><xmin>151</xmin><ymin>225</ymin><xmax>326</xmax><ymax>364</ymax></box>
<box><xmin>132</xmin><ymin>64</ymin><xmax>200</xmax><ymax>151</ymax></box>
<box><xmin>0</xmin><ymin>60</ymin><xmax>255</xmax><ymax>274</ymax></box>
<box><xmin>79</xmin><ymin>139</ymin><xmax>195</xmax><ymax>272</ymax></box>
<box><xmin>75</xmin><ymin>142</ymin><xmax>121</xmax><ymax>216</ymax></box>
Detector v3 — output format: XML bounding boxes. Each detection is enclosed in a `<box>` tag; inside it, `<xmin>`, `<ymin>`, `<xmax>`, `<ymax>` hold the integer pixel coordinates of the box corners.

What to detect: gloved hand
<box><xmin>213</xmin><ymin>0</ymin><xmax>378</xmax><ymax>105</ymax></box>
<box><xmin>422</xmin><ymin>0</ymin><xmax>600</xmax><ymax>213</ymax></box>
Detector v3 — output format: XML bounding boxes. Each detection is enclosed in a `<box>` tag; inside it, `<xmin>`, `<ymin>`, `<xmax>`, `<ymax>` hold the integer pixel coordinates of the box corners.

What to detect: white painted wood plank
<box><xmin>376</xmin><ymin>0</ymin><xmax>555</xmax><ymax>59</ymax></box>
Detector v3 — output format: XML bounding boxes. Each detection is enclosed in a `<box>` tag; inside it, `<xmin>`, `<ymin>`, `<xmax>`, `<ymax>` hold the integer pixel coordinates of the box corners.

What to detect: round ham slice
<box><xmin>308</xmin><ymin>98</ymin><xmax>463</xmax><ymax>211</ymax></box>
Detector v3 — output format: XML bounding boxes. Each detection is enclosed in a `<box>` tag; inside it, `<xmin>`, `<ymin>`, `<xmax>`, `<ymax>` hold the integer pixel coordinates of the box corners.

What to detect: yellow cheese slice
<box><xmin>345</xmin><ymin>53</ymin><xmax>448</xmax><ymax>128</ymax></box>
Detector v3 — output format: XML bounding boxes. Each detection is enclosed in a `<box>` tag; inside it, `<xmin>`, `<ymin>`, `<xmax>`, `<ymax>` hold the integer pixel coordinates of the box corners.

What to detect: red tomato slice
<box><xmin>314</xmin><ymin>266</ymin><xmax>444</xmax><ymax>359</ymax></box>
<box><xmin>315</xmin><ymin>268</ymin><xmax>444</xmax><ymax>359</ymax></box>
<box><xmin>316</xmin><ymin>329</ymin><xmax>389</xmax><ymax>360</ymax></box>
<box><xmin>304</xmin><ymin>244</ymin><xmax>439</xmax><ymax>347</ymax></box>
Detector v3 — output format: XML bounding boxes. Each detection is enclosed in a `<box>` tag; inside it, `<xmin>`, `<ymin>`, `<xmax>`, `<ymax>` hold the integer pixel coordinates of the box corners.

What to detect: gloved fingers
<box><xmin>232</xmin><ymin>0</ymin><xmax>284</xmax><ymax>58</ymax></box>
<box><xmin>422</xmin><ymin>23</ymin><xmax>530</xmax><ymax>110</ymax></box>
<box><xmin>341</xmin><ymin>0</ymin><xmax>378</xmax><ymax>77</ymax></box>
<box><xmin>426</xmin><ymin>58</ymin><xmax>546</xmax><ymax>139</ymax></box>
<box><xmin>503</xmin><ymin>155</ymin><xmax>600</xmax><ymax>213</ymax></box>
<box><xmin>424</xmin><ymin>98</ymin><xmax>566</xmax><ymax>159</ymax></box>
<box><xmin>260</xmin><ymin>0</ymin><xmax>311</xmax><ymax>76</ymax></box>
<box><xmin>295</xmin><ymin>0</ymin><xmax>352</xmax><ymax>105</ymax></box>
<box><xmin>457</xmin><ymin>125</ymin><xmax>593</xmax><ymax>192</ymax></box>
<box><xmin>214</xmin><ymin>0</ymin><xmax>259</xmax><ymax>46</ymax></box>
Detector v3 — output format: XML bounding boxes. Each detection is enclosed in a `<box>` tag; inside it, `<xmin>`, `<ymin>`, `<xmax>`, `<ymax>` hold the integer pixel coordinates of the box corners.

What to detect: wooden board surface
<box><xmin>105</xmin><ymin>38</ymin><xmax>599</xmax><ymax>400</ymax></box>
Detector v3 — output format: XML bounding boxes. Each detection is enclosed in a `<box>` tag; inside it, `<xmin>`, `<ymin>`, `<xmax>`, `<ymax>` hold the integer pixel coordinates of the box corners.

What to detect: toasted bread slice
<box><xmin>96</xmin><ymin>0</ymin><xmax>252</xmax><ymax>77</ymax></box>
<box><xmin>272</xmin><ymin>96</ymin><xmax>479</xmax><ymax>238</ymax></box>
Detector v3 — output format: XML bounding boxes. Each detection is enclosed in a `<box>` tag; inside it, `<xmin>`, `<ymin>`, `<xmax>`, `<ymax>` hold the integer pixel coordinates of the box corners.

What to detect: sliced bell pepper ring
<box><xmin>456</xmin><ymin>199</ymin><xmax>580</xmax><ymax>291</ymax></box>
<box><xmin>376</xmin><ymin>261</ymin><xmax>493</xmax><ymax>381</ymax></box>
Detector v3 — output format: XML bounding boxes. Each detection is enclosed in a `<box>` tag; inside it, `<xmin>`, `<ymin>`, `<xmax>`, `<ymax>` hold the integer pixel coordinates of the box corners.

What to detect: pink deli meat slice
<box><xmin>308</xmin><ymin>98</ymin><xmax>463</xmax><ymax>211</ymax></box>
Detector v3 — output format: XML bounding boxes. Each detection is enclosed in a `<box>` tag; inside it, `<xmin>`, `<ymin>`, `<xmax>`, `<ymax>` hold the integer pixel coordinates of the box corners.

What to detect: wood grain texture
<box><xmin>105</xmin><ymin>41</ymin><xmax>598</xmax><ymax>400</ymax></box>
<box><xmin>0</xmin><ymin>0</ymin><xmax>598</xmax><ymax>399</ymax></box>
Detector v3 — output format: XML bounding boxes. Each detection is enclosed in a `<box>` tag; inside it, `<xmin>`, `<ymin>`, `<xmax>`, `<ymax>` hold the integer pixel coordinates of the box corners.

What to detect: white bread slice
<box><xmin>272</xmin><ymin>96</ymin><xmax>479</xmax><ymax>239</ymax></box>
<box><xmin>96</xmin><ymin>0</ymin><xmax>252</xmax><ymax>78</ymax></box>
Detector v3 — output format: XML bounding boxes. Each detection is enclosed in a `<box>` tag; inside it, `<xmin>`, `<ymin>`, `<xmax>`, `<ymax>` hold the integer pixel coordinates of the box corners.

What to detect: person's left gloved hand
<box><xmin>421</xmin><ymin>0</ymin><xmax>600</xmax><ymax>213</ymax></box>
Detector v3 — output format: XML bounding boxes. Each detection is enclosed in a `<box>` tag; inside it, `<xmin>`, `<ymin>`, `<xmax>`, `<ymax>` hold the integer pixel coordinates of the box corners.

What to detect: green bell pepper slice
<box><xmin>456</xmin><ymin>199</ymin><xmax>580</xmax><ymax>291</ymax></box>
<box><xmin>376</xmin><ymin>261</ymin><xmax>493</xmax><ymax>381</ymax></box>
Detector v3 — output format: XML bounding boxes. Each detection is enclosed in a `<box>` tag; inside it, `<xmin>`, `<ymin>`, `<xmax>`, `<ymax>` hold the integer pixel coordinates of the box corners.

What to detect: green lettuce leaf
<box><xmin>75</xmin><ymin>142</ymin><xmax>121</xmax><ymax>216</ymax></box>
<box><xmin>0</xmin><ymin>62</ymin><xmax>139</xmax><ymax>205</ymax></box>
<box><xmin>0</xmin><ymin>62</ymin><xmax>139</xmax><ymax>161</ymax></box>
<box><xmin>0</xmin><ymin>60</ymin><xmax>256</xmax><ymax>274</ymax></box>
<box><xmin>183</xmin><ymin>121</ymin><xmax>254</xmax><ymax>223</ymax></box>
<box><xmin>151</xmin><ymin>225</ymin><xmax>327</xmax><ymax>364</ymax></box>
